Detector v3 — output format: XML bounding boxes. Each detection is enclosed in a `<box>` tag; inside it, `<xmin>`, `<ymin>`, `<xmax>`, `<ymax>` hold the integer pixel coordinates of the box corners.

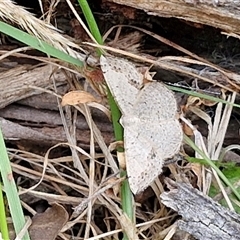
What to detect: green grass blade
<box><xmin>77</xmin><ymin>0</ymin><xmax>103</xmax><ymax>46</ymax></box>
<box><xmin>168</xmin><ymin>85</ymin><xmax>240</xmax><ymax>109</ymax></box>
<box><xmin>120</xmin><ymin>170</ymin><xmax>134</xmax><ymax>220</ymax></box>
<box><xmin>0</xmin><ymin>183</ymin><xmax>9</xmax><ymax>240</ymax></box>
<box><xmin>184</xmin><ymin>134</ymin><xmax>240</xmax><ymax>202</ymax></box>
<box><xmin>0</xmin><ymin>128</ymin><xmax>30</xmax><ymax>239</ymax></box>
<box><xmin>0</xmin><ymin>21</ymin><xmax>83</xmax><ymax>67</ymax></box>
<box><xmin>107</xmin><ymin>89</ymin><xmax>123</xmax><ymax>141</ymax></box>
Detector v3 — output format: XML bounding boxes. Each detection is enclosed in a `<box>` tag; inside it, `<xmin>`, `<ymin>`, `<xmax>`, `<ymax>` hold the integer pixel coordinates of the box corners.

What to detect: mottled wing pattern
<box><xmin>130</xmin><ymin>82</ymin><xmax>182</xmax><ymax>159</ymax></box>
<box><xmin>122</xmin><ymin>116</ymin><xmax>164</xmax><ymax>194</ymax></box>
<box><xmin>100</xmin><ymin>56</ymin><xmax>143</xmax><ymax>114</ymax></box>
<box><xmin>121</xmin><ymin>82</ymin><xmax>182</xmax><ymax>193</ymax></box>
<box><xmin>100</xmin><ymin>56</ymin><xmax>183</xmax><ymax>194</ymax></box>
<box><xmin>131</xmin><ymin>82</ymin><xmax>178</xmax><ymax>121</ymax></box>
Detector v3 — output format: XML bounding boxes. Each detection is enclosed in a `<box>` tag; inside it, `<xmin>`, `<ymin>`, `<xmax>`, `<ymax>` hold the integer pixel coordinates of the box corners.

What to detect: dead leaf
<box><xmin>104</xmin><ymin>176</ymin><xmax>121</xmax><ymax>196</ymax></box>
<box><xmin>186</xmin><ymin>96</ymin><xmax>202</xmax><ymax>108</ymax></box>
<box><xmin>189</xmin><ymin>163</ymin><xmax>202</xmax><ymax>189</ymax></box>
<box><xmin>109</xmin><ymin>141</ymin><xmax>124</xmax><ymax>152</ymax></box>
<box><xmin>61</xmin><ymin>90</ymin><xmax>99</xmax><ymax>106</ymax></box>
<box><xmin>186</xmin><ymin>95</ymin><xmax>217</xmax><ymax>107</ymax></box>
<box><xmin>182</xmin><ymin>122</ymin><xmax>194</xmax><ymax>136</ymax></box>
<box><xmin>29</xmin><ymin>203</ymin><xmax>68</xmax><ymax>240</ymax></box>
<box><xmin>201</xmin><ymin>98</ymin><xmax>218</xmax><ymax>106</ymax></box>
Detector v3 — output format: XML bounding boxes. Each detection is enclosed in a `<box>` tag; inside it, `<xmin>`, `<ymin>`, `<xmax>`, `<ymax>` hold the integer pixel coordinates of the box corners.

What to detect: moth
<box><xmin>100</xmin><ymin>56</ymin><xmax>182</xmax><ymax>194</ymax></box>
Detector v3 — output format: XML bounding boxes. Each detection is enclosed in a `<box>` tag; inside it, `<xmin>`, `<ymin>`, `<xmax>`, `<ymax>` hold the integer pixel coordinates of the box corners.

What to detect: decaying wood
<box><xmin>0</xmin><ymin>104</ymin><xmax>112</xmax><ymax>132</ymax></box>
<box><xmin>17</xmin><ymin>85</ymin><xmax>69</xmax><ymax>111</ymax></box>
<box><xmin>0</xmin><ymin>63</ymin><xmax>68</xmax><ymax>109</ymax></box>
<box><xmin>0</xmin><ymin>104</ymin><xmax>114</xmax><ymax>149</ymax></box>
<box><xmin>108</xmin><ymin>0</ymin><xmax>240</xmax><ymax>34</ymax></box>
<box><xmin>160</xmin><ymin>179</ymin><xmax>240</xmax><ymax>240</ymax></box>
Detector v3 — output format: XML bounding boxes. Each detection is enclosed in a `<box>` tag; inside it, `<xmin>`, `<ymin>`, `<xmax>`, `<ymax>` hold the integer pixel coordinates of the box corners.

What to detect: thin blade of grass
<box><xmin>77</xmin><ymin>0</ymin><xmax>103</xmax><ymax>45</ymax></box>
<box><xmin>0</xmin><ymin>183</ymin><xmax>9</xmax><ymax>240</ymax></box>
<box><xmin>168</xmin><ymin>85</ymin><xmax>240</xmax><ymax>109</ymax></box>
<box><xmin>0</xmin><ymin>21</ymin><xmax>83</xmax><ymax>67</ymax></box>
<box><xmin>0</xmin><ymin>128</ymin><xmax>30</xmax><ymax>239</ymax></box>
<box><xmin>184</xmin><ymin>134</ymin><xmax>240</xmax><ymax>202</ymax></box>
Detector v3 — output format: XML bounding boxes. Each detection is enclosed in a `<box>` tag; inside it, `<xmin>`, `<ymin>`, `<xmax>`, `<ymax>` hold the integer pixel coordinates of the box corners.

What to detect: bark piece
<box><xmin>160</xmin><ymin>179</ymin><xmax>240</xmax><ymax>240</ymax></box>
<box><xmin>0</xmin><ymin>116</ymin><xmax>113</xmax><ymax>149</ymax></box>
<box><xmin>0</xmin><ymin>104</ymin><xmax>112</xmax><ymax>132</ymax></box>
<box><xmin>18</xmin><ymin>85</ymin><xmax>69</xmax><ymax>111</ymax></box>
<box><xmin>108</xmin><ymin>0</ymin><xmax>240</xmax><ymax>34</ymax></box>
<box><xmin>0</xmin><ymin>64</ymin><xmax>67</xmax><ymax>109</ymax></box>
